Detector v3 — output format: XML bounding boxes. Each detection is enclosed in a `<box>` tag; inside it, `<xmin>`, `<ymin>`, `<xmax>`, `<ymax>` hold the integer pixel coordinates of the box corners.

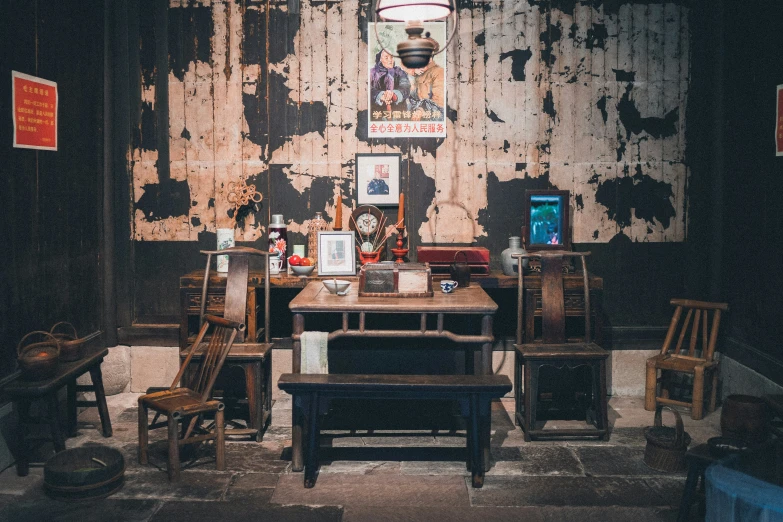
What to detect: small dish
<box><xmin>323</xmin><ymin>279</ymin><xmax>351</xmax><ymax>295</ymax></box>
<box><xmin>291</xmin><ymin>264</ymin><xmax>315</xmax><ymax>277</ymax></box>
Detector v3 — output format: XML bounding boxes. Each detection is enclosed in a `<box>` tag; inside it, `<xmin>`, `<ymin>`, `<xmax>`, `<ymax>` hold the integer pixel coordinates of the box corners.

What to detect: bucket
<box><xmin>643</xmin><ymin>406</ymin><xmax>691</xmax><ymax>472</ymax></box>
<box><xmin>720</xmin><ymin>394</ymin><xmax>769</xmax><ymax>445</ymax></box>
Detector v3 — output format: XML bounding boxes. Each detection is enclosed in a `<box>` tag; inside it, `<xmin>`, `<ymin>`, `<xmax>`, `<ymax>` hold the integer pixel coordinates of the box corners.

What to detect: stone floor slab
<box><xmin>469</xmin><ymin>475</ymin><xmax>679</xmax><ymax>507</ymax></box>
<box><xmin>151</xmin><ymin>499</ymin><xmax>342</xmax><ymax>521</ymax></box>
<box><xmin>0</xmin><ymin>467</ymin><xmax>43</xmax><ymax>495</ymax></box>
<box><xmin>272</xmin><ymin>473</ymin><xmax>470</xmax><ymax>507</ymax></box>
<box><xmin>489</xmin><ymin>446</ymin><xmax>583</xmax><ymax>476</ymax></box>
<box><xmin>113</xmin><ymin>470</ymin><xmax>232</xmax><ymax>500</ymax></box>
<box><xmin>576</xmin><ymin>446</ymin><xmax>681</xmax><ymax>477</ymax></box>
<box><xmin>0</xmin><ymin>493</ymin><xmax>161</xmax><ymax>522</ymax></box>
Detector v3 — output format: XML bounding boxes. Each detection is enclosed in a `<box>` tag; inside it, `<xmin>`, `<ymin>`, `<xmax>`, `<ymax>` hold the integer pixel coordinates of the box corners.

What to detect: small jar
<box><xmin>308</xmin><ymin>212</ymin><xmax>327</xmax><ymax>265</ymax></box>
<box><xmin>500</xmin><ymin>236</ymin><xmax>528</xmax><ymax>276</ymax></box>
<box><xmin>268</xmin><ymin>214</ymin><xmax>288</xmax><ymax>269</ymax></box>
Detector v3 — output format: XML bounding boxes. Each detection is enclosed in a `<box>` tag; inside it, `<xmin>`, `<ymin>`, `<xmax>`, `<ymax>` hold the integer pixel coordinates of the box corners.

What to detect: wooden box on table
<box><xmin>358</xmin><ymin>262</ymin><xmax>433</xmax><ymax>297</ymax></box>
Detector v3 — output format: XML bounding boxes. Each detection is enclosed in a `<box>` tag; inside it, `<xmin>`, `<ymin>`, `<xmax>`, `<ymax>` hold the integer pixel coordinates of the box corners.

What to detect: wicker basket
<box><xmin>50</xmin><ymin>322</ymin><xmax>87</xmax><ymax>362</ymax></box>
<box><xmin>17</xmin><ymin>331</ymin><xmax>60</xmax><ymax>381</ymax></box>
<box><xmin>643</xmin><ymin>406</ymin><xmax>691</xmax><ymax>472</ymax></box>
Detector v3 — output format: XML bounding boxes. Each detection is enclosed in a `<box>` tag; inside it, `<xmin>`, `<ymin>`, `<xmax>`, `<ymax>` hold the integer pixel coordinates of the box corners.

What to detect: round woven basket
<box><xmin>44</xmin><ymin>446</ymin><xmax>125</xmax><ymax>502</ymax></box>
<box><xmin>643</xmin><ymin>406</ymin><xmax>691</xmax><ymax>472</ymax></box>
<box><xmin>17</xmin><ymin>331</ymin><xmax>60</xmax><ymax>381</ymax></box>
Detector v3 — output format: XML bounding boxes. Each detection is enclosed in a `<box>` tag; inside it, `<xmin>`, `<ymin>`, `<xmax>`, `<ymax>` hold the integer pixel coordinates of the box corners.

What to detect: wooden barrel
<box><xmin>721</xmin><ymin>394</ymin><xmax>769</xmax><ymax>445</ymax></box>
<box><xmin>44</xmin><ymin>446</ymin><xmax>125</xmax><ymax>502</ymax></box>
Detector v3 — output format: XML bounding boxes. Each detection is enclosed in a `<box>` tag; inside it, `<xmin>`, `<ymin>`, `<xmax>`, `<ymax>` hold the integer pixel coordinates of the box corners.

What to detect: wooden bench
<box><xmin>278</xmin><ymin>373</ymin><xmax>512</xmax><ymax>489</ymax></box>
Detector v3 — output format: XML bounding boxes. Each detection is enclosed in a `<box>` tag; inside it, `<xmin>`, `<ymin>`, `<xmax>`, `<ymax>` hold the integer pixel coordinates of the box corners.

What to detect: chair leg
<box><xmin>691</xmin><ymin>367</ymin><xmax>705</xmax><ymax>420</ymax></box>
<box><xmin>245</xmin><ymin>361</ymin><xmax>262</xmax><ymax>440</ymax></box>
<box><xmin>138</xmin><ymin>400</ymin><xmax>149</xmax><ymax>464</ymax></box>
<box><xmin>304</xmin><ymin>392</ymin><xmax>320</xmax><ymax>488</ymax></box>
<box><xmin>215</xmin><ymin>409</ymin><xmax>226</xmax><ymax>471</ymax></box>
<box><xmin>645</xmin><ymin>361</ymin><xmax>658</xmax><ymax>411</ymax></box>
<box><xmin>167</xmin><ymin>415</ymin><xmax>181</xmax><ymax>481</ymax></box>
<box><xmin>523</xmin><ymin>362</ymin><xmax>533</xmax><ymax>442</ymax></box>
<box><xmin>469</xmin><ymin>393</ymin><xmax>483</xmax><ymax>488</ymax></box>
<box><xmin>708</xmin><ymin>368</ymin><xmax>719</xmax><ymax>413</ymax></box>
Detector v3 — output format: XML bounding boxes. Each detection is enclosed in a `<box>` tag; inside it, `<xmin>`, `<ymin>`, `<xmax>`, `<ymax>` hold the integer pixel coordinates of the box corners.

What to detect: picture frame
<box><xmin>317</xmin><ymin>230</ymin><xmax>356</xmax><ymax>276</ymax></box>
<box><xmin>522</xmin><ymin>190</ymin><xmax>572</xmax><ymax>252</ymax></box>
<box><xmin>355</xmin><ymin>153</ymin><xmax>401</xmax><ymax>205</ymax></box>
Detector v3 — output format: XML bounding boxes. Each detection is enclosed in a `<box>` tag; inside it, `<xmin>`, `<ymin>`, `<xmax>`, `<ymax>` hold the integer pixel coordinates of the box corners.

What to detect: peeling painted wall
<box><xmin>131</xmin><ymin>0</ymin><xmax>690</xmax><ymax>250</ymax></box>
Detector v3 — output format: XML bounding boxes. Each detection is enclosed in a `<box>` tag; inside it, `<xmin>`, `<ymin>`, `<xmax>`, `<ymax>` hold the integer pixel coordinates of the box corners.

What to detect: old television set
<box><xmin>523</xmin><ymin>190</ymin><xmax>571</xmax><ymax>251</ymax></box>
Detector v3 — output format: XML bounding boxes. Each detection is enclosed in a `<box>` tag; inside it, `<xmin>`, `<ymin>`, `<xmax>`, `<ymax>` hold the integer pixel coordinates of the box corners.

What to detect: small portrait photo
<box><xmin>356</xmin><ymin>153</ymin><xmax>400</xmax><ymax>205</ymax></box>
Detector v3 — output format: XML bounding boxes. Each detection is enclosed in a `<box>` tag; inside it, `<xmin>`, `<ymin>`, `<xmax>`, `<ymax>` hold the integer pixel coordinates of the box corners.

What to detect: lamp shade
<box><xmin>376</xmin><ymin>0</ymin><xmax>454</xmax><ymax>22</ymax></box>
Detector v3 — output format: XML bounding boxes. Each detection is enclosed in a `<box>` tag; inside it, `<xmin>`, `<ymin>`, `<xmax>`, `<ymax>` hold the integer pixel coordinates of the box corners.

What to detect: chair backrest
<box><xmin>174</xmin><ymin>314</ymin><xmax>245</xmax><ymax>401</ymax></box>
<box><xmin>200</xmin><ymin>246</ymin><xmax>270</xmax><ymax>344</ymax></box>
<box><xmin>660</xmin><ymin>299</ymin><xmax>728</xmax><ymax>362</ymax></box>
<box><xmin>515</xmin><ymin>251</ymin><xmax>592</xmax><ymax>345</ymax></box>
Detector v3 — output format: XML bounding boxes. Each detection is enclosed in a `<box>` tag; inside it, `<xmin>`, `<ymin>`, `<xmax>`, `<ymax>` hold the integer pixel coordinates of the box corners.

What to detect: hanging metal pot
<box><xmin>449</xmin><ymin>251</ymin><xmax>471</xmax><ymax>288</ymax></box>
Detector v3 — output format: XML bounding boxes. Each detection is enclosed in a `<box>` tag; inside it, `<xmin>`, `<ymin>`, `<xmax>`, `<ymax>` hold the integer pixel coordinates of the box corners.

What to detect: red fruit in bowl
<box><xmin>288</xmin><ymin>254</ymin><xmax>301</xmax><ymax>266</ymax></box>
<box><xmin>299</xmin><ymin>258</ymin><xmax>311</xmax><ymax>266</ymax></box>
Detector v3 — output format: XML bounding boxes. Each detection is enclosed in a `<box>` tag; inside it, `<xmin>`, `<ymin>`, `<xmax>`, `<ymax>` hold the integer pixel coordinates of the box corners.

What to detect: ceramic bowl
<box><xmin>291</xmin><ymin>264</ymin><xmax>316</xmax><ymax>277</ymax></box>
<box><xmin>323</xmin><ymin>279</ymin><xmax>351</xmax><ymax>295</ymax></box>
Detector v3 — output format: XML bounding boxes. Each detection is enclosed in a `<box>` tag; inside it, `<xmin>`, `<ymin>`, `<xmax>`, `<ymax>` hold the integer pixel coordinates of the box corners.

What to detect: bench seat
<box><xmin>278</xmin><ymin>373</ymin><xmax>512</xmax><ymax>488</ymax></box>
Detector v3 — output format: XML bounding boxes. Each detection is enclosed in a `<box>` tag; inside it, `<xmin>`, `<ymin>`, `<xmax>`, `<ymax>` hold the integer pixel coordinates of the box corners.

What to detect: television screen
<box><xmin>529</xmin><ymin>194</ymin><xmax>565</xmax><ymax>247</ymax></box>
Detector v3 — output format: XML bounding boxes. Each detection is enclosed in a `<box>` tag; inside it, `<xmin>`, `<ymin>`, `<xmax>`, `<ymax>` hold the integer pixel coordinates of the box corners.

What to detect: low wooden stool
<box><xmin>1</xmin><ymin>346</ymin><xmax>113</xmax><ymax>476</ymax></box>
<box><xmin>676</xmin><ymin>443</ymin><xmax>718</xmax><ymax>522</ymax></box>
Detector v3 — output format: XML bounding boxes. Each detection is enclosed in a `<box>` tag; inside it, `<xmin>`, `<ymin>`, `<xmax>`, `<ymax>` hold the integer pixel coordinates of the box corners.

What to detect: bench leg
<box><xmin>89</xmin><ymin>364</ymin><xmax>113</xmax><ymax>437</ymax></box>
<box><xmin>469</xmin><ymin>393</ymin><xmax>484</xmax><ymax>488</ymax></box>
<box><xmin>48</xmin><ymin>393</ymin><xmax>66</xmax><ymax>453</ymax></box>
<box><xmin>304</xmin><ymin>392</ymin><xmax>320</xmax><ymax>488</ymax></box>
<box><xmin>15</xmin><ymin>400</ymin><xmax>30</xmax><ymax>477</ymax></box>
<box><xmin>67</xmin><ymin>380</ymin><xmax>78</xmax><ymax>437</ymax></box>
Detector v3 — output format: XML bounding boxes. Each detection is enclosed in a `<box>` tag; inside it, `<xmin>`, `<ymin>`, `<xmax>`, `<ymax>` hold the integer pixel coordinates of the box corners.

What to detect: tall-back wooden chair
<box><xmin>513</xmin><ymin>251</ymin><xmax>609</xmax><ymax>441</ymax></box>
<box><xmin>645</xmin><ymin>299</ymin><xmax>728</xmax><ymax>420</ymax></box>
<box><xmin>184</xmin><ymin>246</ymin><xmax>273</xmax><ymax>441</ymax></box>
<box><xmin>139</xmin><ymin>314</ymin><xmax>244</xmax><ymax>480</ymax></box>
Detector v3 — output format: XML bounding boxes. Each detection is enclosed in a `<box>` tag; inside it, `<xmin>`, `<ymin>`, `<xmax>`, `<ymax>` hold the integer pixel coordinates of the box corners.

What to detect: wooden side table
<box><xmin>1</xmin><ymin>345</ymin><xmax>112</xmax><ymax>476</ymax></box>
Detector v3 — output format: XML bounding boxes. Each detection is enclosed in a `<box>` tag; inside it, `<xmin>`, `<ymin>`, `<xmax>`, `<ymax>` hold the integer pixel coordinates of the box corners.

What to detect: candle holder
<box><xmin>391</xmin><ymin>224</ymin><xmax>408</xmax><ymax>264</ymax></box>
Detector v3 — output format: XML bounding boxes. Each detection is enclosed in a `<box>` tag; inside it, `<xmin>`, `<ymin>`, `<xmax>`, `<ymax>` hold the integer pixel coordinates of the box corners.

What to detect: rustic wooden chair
<box><xmin>513</xmin><ymin>251</ymin><xmax>609</xmax><ymax>441</ymax></box>
<box><xmin>184</xmin><ymin>246</ymin><xmax>273</xmax><ymax>441</ymax></box>
<box><xmin>138</xmin><ymin>314</ymin><xmax>244</xmax><ymax>481</ymax></box>
<box><xmin>645</xmin><ymin>299</ymin><xmax>728</xmax><ymax>420</ymax></box>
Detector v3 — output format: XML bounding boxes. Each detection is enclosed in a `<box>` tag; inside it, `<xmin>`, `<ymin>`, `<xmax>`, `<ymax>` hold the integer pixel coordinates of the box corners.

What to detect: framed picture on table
<box><xmin>355</xmin><ymin>153</ymin><xmax>401</xmax><ymax>205</ymax></box>
<box><xmin>317</xmin><ymin>231</ymin><xmax>356</xmax><ymax>276</ymax></box>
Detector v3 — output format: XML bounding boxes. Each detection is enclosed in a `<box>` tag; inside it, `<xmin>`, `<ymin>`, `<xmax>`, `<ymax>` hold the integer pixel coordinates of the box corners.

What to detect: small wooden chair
<box><xmin>513</xmin><ymin>251</ymin><xmax>609</xmax><ymax>441</ymax></box>
<box><xmin>138</xmin><ymin>314</ymin><xmax>244</xmax><ymax>480</ymax></box>
<box><xmin>645</xmin><ymin>299</ymin><xmax>728</xmax><ymax>420</ymax></box>
<box><xmin>184</xmin><ymin>246</ymin><xmax>273</xmax><ymax>440</ymax></box>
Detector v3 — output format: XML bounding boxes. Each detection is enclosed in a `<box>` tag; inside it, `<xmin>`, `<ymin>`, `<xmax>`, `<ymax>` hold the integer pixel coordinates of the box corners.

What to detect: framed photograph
<box><xmin>523</xmin><ymin>190</ymin><xmax>572</xmax><ymax>252</ymax></box>
<box><xmin>317</xmin><ymin>231</ymin><xmax>356</xmax><ymax>276</ymax></box>
<box><xmin>355</xmin><ymin>153</ymin><xmax>401</xmax><ymax>205</ymax></box>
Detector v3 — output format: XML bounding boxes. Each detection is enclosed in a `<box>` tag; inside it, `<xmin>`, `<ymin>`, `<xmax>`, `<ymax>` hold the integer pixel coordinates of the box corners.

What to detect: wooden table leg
<box><xmin>47</xmin><ymin>393</ymin><xmax>66</xmax><ymax>452</ymax></box>
<box><xmin>89</xmin><ymin>363</ymin><xmax>113</xmax><ymax>437</ymax></box>
<box><xmin>469</xmin><ymin>393</ymin><xmax>483</xmax><ymax>488</ymax></box>
<box><xmin>481</xmin><ymin>315</ymin><xmax>493</xmax><ymax>376</ymax></box>
<box><xmin>15</xmin><ymin>400</ymin><xmax>30</xmax><ymax>477</ymax></box>
<box><xmin>292</xmin><ymin>313</ymin><xmax>304</xmax><ymax>471</ymax></box>
<box><xmin>67</xmin><ymin>380</ymin><xmax>78</xmax><ymax>437</ymax></box>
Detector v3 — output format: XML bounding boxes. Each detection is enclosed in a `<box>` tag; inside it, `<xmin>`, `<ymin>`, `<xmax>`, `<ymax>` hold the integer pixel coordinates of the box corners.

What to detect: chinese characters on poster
<box><xmin>12</xmin><ymin>71</ymin><xmax>58</xmax><ymax>151</ymax></box>
<box><xmin>368</xmin><ymin>22</ymin><xmax>446</xmax><ymax>139</ymax></box>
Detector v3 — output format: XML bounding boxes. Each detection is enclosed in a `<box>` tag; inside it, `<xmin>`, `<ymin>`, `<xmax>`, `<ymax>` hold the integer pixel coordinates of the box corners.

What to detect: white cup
<box><xmin>269</xmin><ymin>258</ymin><xmax>282</xmax><ymax>275</ymax></box>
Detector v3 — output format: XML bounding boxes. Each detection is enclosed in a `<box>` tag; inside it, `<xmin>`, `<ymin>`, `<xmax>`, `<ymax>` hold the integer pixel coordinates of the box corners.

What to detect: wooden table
<box><xmin>180</xmin><ymin>269</ymin><xmax>602</xmax><ymax>347</ymax></box>
<box><xmin>287</xmin><ymin>281</ymin><xmax>498</xmax><ymax>471</ymax></box>
<box><xmin>1</xmin><ymin>345</ymin><xmax>113</xmax><ymax>476</ymax></box>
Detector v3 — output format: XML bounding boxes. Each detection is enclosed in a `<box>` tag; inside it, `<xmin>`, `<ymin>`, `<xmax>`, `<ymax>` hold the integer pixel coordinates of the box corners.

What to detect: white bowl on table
<box><xmin>323</xmin><ymin>279</ymin><xmax>351</xmax><ymax>295</ymax></box>
<box><xmin>291</xmin><ymin>264</ymin><xmax>316</xmax><ymax>277</ymax></box>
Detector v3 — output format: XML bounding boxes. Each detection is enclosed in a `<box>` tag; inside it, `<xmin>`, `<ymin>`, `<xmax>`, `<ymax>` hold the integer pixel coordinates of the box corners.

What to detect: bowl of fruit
<box><xmin>288</xmin><ymin>254</ymin><xmax>316</xmax><ymax>277</ymax></box>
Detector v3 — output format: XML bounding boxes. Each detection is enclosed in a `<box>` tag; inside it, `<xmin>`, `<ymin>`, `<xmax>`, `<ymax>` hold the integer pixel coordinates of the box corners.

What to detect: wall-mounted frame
<box><xmin>317</xmin><ymin>230</ymin><xmax>356</xmax><ymax>276</ymax></box>
<box><xmin>523</xmin><ymin>190</ymin><xmax>571</xmax><ymax>252</ymax></box>
<box><xmin>355</xmin><ymin>153</ymin><xmax>401</xmax><ymax>205</ymax></box>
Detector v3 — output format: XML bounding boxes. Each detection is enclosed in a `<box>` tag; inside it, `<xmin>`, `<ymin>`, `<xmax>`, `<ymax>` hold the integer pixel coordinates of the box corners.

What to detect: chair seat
<box><xmin>182</xmin><ymin>342</ymin><xmax>273</xmax><ymax>362</ymax></box>
<box><xmin>648</xmin><ymin>354</ymin><xmax>716</xmax><ymax>374</ymax></box>
<box><xmin>140</xmin><ymin>388</ymin><xmax>221</xmax><ymax>416</ymax></box>
<box><xmin>515</xmin><ymin>342</ymin><xmax>608</xmax><ymax>359</ymax></box>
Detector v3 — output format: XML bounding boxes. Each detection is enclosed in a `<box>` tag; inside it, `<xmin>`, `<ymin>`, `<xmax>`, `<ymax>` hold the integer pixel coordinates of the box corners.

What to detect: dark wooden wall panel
<box><xmin>0</xmin><ymin>0</ymin><xmax>105</xmax><ymax>378</ymax></box>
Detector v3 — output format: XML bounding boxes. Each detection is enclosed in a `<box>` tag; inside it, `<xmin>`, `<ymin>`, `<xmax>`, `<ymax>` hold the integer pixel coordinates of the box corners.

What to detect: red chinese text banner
<box><xmin>12</xmin><ymin>71</ymin><xmax>58</xmax><ymax>151</ymax></box>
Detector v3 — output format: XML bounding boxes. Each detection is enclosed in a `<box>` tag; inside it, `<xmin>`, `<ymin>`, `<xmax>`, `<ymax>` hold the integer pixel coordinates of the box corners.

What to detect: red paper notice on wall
<box><xmin>777</xmin><ymin>85</ymin><xmax>783</xmax><ymax>157</ymax></box>
<box><xmin>12</xmin><ymin>71</ymin><xmax>58</xmax><ymax>151</ymax></box>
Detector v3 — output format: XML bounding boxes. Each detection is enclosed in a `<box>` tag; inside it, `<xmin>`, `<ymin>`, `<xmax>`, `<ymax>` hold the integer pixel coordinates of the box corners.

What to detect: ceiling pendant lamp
<box><xmin>374</xmin><ymin>0</ymin><xmax>458</xmax><ymax>69</ymax></box>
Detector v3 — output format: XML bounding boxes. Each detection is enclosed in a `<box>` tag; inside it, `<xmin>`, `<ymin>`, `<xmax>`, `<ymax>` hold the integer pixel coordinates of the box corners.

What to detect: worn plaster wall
<box><xmin>130</xmin><ymin>0</ymin><xmax>690</xmax><ymax>249</ymax></box>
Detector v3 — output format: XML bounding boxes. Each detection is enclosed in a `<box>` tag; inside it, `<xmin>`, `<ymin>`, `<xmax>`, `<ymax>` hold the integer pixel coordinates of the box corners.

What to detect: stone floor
<box><xmin>0</xmin><ymin>393</ymin><xmax>721</xmax><ymax>522</ymax></box>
